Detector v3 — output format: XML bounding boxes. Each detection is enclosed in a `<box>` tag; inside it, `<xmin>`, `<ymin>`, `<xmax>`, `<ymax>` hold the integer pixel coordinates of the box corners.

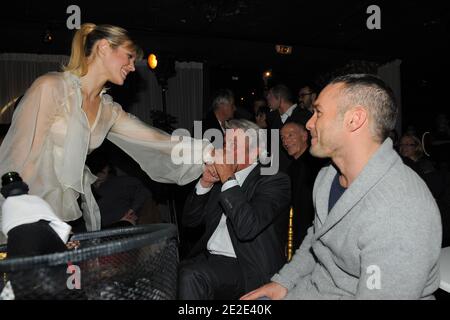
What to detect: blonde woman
<box><xmin>0</xmin><ymin>23</ymin><xmax>211</xmax><ymax>238</ymax></box>
<box><xmin>399</xmin><ymin>134</ymin><xmax>434</xmax><ymax>174</ymax></box>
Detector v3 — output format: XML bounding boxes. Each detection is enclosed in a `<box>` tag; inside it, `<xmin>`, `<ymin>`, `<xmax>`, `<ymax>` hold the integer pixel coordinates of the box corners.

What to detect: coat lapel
<box><xmin>314</xmin><ymin>139</ymin><xmax>400</xmax><ymax>240</ymax></box>
<box><xmin>313</xmin><ymin>165</ymin><xmax>337</xmax><ymax>227</ymax></box>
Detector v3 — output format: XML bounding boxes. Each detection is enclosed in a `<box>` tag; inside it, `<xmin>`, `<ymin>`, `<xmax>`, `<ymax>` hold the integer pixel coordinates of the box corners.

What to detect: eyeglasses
<box><xmin>399</xmin><ymin>143</ymin><xmax>417</xmax><ymax>147</ymax></box>
<box><xmin>298</xmin><ymin>92</ymin><xmax>313</xmax><ymax>98</ymax></box>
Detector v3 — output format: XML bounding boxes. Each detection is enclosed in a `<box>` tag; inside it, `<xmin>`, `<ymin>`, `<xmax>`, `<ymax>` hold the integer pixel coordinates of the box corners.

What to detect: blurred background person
<box><xmin>399</xmin><ymin>134</ymin><xmax>435</xmax><ymax>175</ymax></box>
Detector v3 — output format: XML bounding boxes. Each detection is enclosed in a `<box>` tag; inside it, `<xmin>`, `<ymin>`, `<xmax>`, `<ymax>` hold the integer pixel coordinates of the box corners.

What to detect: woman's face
<box><xmin>255</xmin><ymin>113</ymin><xmax>267</xmax><ymax>128</ymax></box>
<box><xmin>399</xmin><ymin>136</ymin><xmax>417</xmax><ymax>160</ymax></box>
<box><xmin>103</xmin><ymin>42</ymin><xmax>137</xmax><ymax>85</ymax></box>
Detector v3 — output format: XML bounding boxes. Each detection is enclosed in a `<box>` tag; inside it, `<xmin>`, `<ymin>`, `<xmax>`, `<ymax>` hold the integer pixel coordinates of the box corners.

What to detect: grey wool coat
<box><xmin>272</xmin><ymin>138</ymin><xmax>442</xmax><ymax>299</ymax></box>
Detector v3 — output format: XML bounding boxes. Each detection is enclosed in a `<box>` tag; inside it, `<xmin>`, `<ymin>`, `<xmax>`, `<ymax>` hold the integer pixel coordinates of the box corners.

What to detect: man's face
<box><xmin>298</xmin><ymin>86</ymin><xmax>315</xmax><ymax>110</ymax></box>
<box><xmin>222</xmin><ymin>99</ymin><xmax>236</xmax><ymax>120</ymax></box>
<box><xmin>266</xmin><ymin>91</ymin><xmax>280</xmax><ymax>111</ymax></box>
<box><xmin>306</xmin><ymin>83</ymin><xmax>344</xmax><ymax>158</ymax></box>
<box><xmin>255</xmin><ymin>112</ymin><xmax>267</xmax><ymax>128</ymax></box>
<box><xmin>223</xmin><ymin>128</ymin><xmax>256</xmax><ymax>167</ymax></box>
<box><xmin>281</xmin><ymin>124</ymin><xmax>308</xmax><ymax>158</ymax></box>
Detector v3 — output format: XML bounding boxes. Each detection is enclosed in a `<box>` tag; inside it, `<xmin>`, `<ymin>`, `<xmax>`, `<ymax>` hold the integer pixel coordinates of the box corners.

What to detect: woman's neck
<box><xmin>80</xmin><ymin>64</ymin><xmax>107</xmax><ymax>100</ymax></box>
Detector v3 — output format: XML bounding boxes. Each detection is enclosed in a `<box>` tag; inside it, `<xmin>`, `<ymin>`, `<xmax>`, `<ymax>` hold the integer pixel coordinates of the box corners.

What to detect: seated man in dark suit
<box><xmin>178</xmin><ymin>119</ymin><xmax>291</xmax><ymax>300</ymax></box>
<box><xmin>181</xmin><ymin>89</ymin><xmax>237</xmax><ymax>255</ymax></box>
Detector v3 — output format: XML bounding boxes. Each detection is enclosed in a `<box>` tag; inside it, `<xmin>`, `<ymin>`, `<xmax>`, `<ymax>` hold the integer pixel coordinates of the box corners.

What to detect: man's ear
<box><xmin>346</xmin><ymin>106</ymin><xmax>367</xmax><ymax>132</ymax></box>
<box><xmin>311</xmin><ymin>93</ymin><xmax>317</xmax><ymax>101</ymax></box>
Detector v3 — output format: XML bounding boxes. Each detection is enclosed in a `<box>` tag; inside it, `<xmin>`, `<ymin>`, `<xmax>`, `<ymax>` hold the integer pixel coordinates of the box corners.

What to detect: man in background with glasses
<box><xmin>298</xmin><ymin>84</ymin><xmax>318</xmax><ymax>114</ymax></box>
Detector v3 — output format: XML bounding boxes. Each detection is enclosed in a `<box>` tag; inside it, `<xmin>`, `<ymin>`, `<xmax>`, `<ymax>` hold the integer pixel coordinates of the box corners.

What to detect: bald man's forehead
<box><xmin>282</xmin><ymin>123</ymin><xmax>305</xmax><ymax>134</ymax></box>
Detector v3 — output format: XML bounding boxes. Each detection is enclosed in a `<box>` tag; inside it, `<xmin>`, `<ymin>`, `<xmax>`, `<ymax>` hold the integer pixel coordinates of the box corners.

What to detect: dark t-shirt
<box><xmin>328</xmin><ymin>173</ymin><xmax>346</xmax><ymax>213</ymax></box>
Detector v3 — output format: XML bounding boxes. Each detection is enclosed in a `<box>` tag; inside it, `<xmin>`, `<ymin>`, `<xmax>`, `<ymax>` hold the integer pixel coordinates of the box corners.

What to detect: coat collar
<box><xmin>314</xmin><ymin>138</ymin><xmax>400</xmax><ymax>239</ymax></box>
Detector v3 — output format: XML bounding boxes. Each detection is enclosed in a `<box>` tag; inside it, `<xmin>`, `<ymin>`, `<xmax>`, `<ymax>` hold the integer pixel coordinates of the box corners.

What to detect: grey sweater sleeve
<box><xmin>271</xmin><ymin>225</ymin><xmax>317</xmax><ymax>290</ymax></box>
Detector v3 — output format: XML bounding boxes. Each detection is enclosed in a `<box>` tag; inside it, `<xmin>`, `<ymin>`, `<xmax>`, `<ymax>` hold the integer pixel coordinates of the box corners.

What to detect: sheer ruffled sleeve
<box><xmin>0</xmin><ymin>73</ymin><xmax>62</xmax><ymax>185</ymax></box>
<box><xmin>107</xmin><ymin>105</ymin><xmax>212</xmax><ymax>186</ymax></box>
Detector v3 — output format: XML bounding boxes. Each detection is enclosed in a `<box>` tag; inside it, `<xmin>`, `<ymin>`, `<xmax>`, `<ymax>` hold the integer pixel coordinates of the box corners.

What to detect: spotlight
<box><xmin>147</xmin><ymin>52</ymin><xmax>176</xmax><ymax>90</ymax></box>
<box><xmin>147</xmin><ymin>53</ymin><xmax>158</xmax><ymax>70</ymax></box>
<box><xmin>263</xmin><ymin>70</ymin><xmax>272</xmax><ymax>79</ymax></box>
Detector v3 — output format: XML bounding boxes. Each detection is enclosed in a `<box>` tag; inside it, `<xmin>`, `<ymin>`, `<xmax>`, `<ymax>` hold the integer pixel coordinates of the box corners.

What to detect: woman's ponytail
<box><xmin>63</xmin><ymin>23</ymin><xmax>96</xmax><ymax>77</ymax></box>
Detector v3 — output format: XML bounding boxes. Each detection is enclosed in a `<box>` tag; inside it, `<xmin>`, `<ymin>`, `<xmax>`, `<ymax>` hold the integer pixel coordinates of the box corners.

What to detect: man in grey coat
<box><xmin>241</xmin><ymin>74</ymin><xmax>442</xmax><ymax>300</ymax></box>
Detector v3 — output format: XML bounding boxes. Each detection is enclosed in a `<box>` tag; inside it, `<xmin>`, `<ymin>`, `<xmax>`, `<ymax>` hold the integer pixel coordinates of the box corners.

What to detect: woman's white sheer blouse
<box><xmin>0</xmin><ymin>72</ymin><xmax>211</xmax><ymax>241</ymax></box>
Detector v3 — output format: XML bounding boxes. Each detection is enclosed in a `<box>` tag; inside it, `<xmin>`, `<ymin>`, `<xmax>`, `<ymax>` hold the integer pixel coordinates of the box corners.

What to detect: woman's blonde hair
<box><xmin>64</xmin><ymin>23</ymin><xmax>143</xmax><ymax>77</ymax></box>
<box><xmin>400</xmin><ymin>134</ymin><xmax>424</xmax><ymax>160</ymax></box>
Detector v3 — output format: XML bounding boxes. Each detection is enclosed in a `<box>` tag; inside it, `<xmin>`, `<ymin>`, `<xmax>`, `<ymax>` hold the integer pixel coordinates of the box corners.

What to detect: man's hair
<box><xmin>299</xmin><ymin>83</ymin><xmax>319</xmax><ymax>95</ymax></box>
<box><xmin>329</xmin><ymin>74</ymin><xmax>397</xmax><ymax>142</ymax></box>
<box><xmin>400</xmin><ymin>134</ymin><xmax>424</xmax><ymax>159</ymax></box>
<box><xmin>269</xmin><ymin>84</ymin><xmax>294</xmax><ymax>104</ymax></box>
<box><xmin>212</xmin><ymin>89</ymin><xmax>234</xmax><ymax>111</ymax></box>
<box><xmin>256</xmin><ymin>106</ymin><xmax>270</xmax><ymax>117</ymax></box>
<box><xmin>224</xmin><ymin>119</ymin><xmax>266</xmax><ymax>156</ymax></box>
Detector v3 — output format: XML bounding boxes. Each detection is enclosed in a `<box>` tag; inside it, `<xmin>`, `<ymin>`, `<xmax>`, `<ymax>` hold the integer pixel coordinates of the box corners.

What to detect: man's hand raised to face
<box><xmin>213</xmin><ymin>147</ymin><xmax>238</xmax><ymax>183</ymax></box>
<box><xmin>199</xmin><ymin>164</ymin><xmax>220</xmax><ymax>188</ymax></box>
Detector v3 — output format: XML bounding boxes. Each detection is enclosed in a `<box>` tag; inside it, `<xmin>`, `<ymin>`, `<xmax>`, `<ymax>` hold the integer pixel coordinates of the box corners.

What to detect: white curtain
<box><xmin>378</xmin><ymin>59</ymin><xmax>402</xmax><ymax>134</ymax></box>
<box><xmin>0</xmin><ymin>53</ymin><xmax>69</xmax><ymax>124</ymax></box>
<box><xmin>0</xmin><ymin>54</ymin><xmax>203</xmax><ymax>132</ymax></box>
<box><xmin>167</xmin><ymin>62</ymin><xmax>203</xmax><ymax>130</ymax></box>
<box><xmin>130</xmin><ymin>61</ymin><xmax>203</xmax><ymax>131</ymax></box>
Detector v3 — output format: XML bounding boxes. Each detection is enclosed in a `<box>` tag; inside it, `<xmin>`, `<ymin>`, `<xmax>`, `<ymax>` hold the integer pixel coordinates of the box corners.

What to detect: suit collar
<box><xmin>239</xmin><ymin>163</ymin><xmax>262</xmax><ymax>190</ymax></box>
<box><xmin>281</xmin><ymin>103</ymin><xmax>297</xmax><ymax>117</ymax></box>
<box><xmin>235</xmin><ymin>162</ymin><xmax>258</xmax><ymax>186</ymax></box>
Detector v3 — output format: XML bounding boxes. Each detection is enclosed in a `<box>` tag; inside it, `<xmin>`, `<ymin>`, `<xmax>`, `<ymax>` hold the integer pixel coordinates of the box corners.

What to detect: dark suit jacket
<box><xmin>286</xmin><ymin>151</ymin><xmax>322</xmax><ymax>250</ymax></box>
<box><xmin>267</xmin><ymin>106</ymin><xmax>313</xmax><ymax>173</ymax></box>
<box><xmin>267</xmin><ymin>105</ymin><xmax>312</xmax><ymax>130</ymax></box>
<box><xmin>183</xmin><ymin>164</ymin><xmax>291</xmax><ymax>292</ymax></box>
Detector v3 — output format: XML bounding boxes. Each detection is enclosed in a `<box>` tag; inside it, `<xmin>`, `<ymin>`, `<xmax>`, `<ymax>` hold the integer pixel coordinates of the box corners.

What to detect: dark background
<box><xmin>1</xmin><ymin>0</ymin><xmax>449</xmax><ymax>133</ymax></box>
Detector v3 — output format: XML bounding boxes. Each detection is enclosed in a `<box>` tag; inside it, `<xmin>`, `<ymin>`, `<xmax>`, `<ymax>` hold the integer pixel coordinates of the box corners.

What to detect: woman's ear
<box><xmin>96</xmin><ymin>39</ymin><xmax>111</xmax><ymax>57</ymax></box>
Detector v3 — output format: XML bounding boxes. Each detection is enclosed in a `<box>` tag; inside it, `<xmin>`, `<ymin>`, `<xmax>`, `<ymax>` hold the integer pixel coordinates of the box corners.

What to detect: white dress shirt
<box><xmin>280</xmin><ymin>104</ymin><xmax>298</xmax><ymax>124</ymax></box>
<box><xmin>195</xmin><ymin>163</ymin><xmax>258</xmax><ymax>258</ymax></box>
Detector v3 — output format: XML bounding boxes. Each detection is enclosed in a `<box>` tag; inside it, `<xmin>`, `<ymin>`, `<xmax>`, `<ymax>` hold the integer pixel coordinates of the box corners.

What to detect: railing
<box><xmin>0</xmin><ymin>224</ymin><xmax>179</xmax><ymax>300</ymax></box>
